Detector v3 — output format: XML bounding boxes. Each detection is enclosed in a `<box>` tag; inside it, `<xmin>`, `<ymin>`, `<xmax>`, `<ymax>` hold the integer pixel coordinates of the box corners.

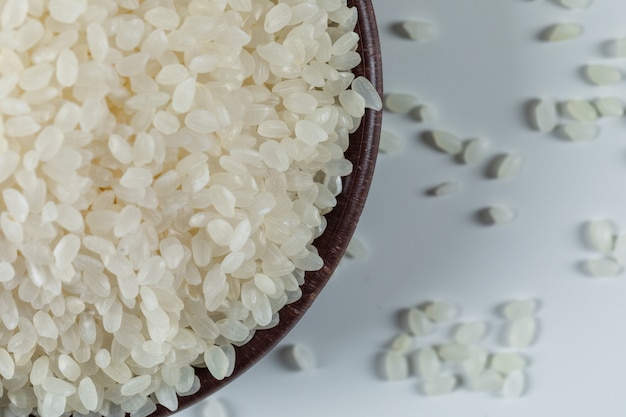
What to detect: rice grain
<box><xmin>422</xmin><ymin>375</ymin><xmax>456</xmax><ymax>396</ymax></box>
<box><xmin>380</xmin><ymin>350</ymin><xmax>408</xmax><ymax>380</ymax></box>
<box><xmin>585</xmin><ymin>64</ymin><xmax>621</xmax><ymax>85</ymax></box>
<box><xmin>541</xmin><ymin>23</ymin><xmax>583</xmax><ymax>42</ymax></box>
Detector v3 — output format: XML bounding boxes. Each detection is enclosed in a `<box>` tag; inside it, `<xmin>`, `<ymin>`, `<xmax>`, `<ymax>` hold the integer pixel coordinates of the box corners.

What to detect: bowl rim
<box><xmin>156</xmin><ymin>1</ymin><xmax>383</xmax><ymax>414</ymax></box>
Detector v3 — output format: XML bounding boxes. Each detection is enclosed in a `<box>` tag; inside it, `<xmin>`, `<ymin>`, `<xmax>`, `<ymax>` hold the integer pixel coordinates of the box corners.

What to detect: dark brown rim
<box><xmin>155</xmin><ymin>1</ymin><xmax>383</xmax><ymax>414</ymax></box>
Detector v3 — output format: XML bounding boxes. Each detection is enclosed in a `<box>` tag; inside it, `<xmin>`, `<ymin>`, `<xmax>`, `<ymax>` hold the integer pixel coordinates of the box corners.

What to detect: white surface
<box><xmin>181</xmin><ymin>1</ymin><xmax>626</xmax><ymax>416</ymax></box>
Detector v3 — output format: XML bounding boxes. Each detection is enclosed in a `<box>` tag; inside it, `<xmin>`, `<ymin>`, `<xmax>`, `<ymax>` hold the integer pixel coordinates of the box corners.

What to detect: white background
<box><xmin>181</xmin><ymin>0</ymin><xmax>626</xmax><ymax>415</ymax></box>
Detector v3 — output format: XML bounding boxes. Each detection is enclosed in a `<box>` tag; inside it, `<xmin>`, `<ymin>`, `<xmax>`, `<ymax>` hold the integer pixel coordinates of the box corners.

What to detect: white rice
<box><xmin>584</xmin><ymin>257</ymin><xmax>622</xmax><ymax>277</ymax></box>
<box><xmin>430</xmin><ymin>181</ymin><xmax>460</xmax><ymax>197</ymax></box>
<box><xmin>287</xmin><ymin>343</ymin><xmax>317</xmax><ymax>371</ymax></box>
<box><xmin>428</xmin><ymin>131</ymin><xmax>463</xmax><ymax>155</ymax></box>
<box><xmin>501</xmin><ymin>371</ymin><xmax>526</xmax><ymax>398</ymax></box>
<box><xmin>381</xmin><ymin>298</ymin><xmax>539</xmax><ymax>399</ymax></box>
<box><xmin>502</xmin><ymin>299</ymin><xmax>539</xmax><ymax>320</ymax></box>
<box><xmin>424</xmin><ymin>300</ymin><xmax>459</xmax><ymax>322</ymax></box>
<box><xmin>507</xmin><ymin>318</ymin><xmax>538</xmax><ymax>348</ymax></box>
<box><xmin>437</xmin><ymin>343</ymin><xmax>473</xmax><ymax>362</ymax></box>
<box><xmin>528</xmin><ymin>98</ymin><xmax>557</xmax><ymax>133</ymax></box>
<box><xmin>460</xmin><ymin>138</ymin><xmax>487</xmax><ymax>165</ymax></box>
<box><xmin>585</xmin><ymin>64</ymin><xmax>622</xmax><ymax>85</ymax></box>
<box><xmin>0</xmin><ymin>0</ymin><xmax>380</xmax><ymax>415</ymax></box>
<box><xmin>389</xmin><ymin>333</ymin><xmax>413</xmax><ymax>353</ymax></box>
<box><xmin>379</xmin><ymin>130</ymin><xmax>405</xmax><ymax>154</ymax></box>
<box><xmin>490</xmin><ymin>352</ymin><xmax>526</xmax><ymax>374</ymax></box>
<box><xmin>481</xmin><ymin>206</ymin><xmax>516</xmax><ymax>225</ymax></box>
<box><xmin>541</xmin><ymin>23</ymin><xmax>583</xmax><ymax>42</ymax></box>
<box><xmin>583</xmin><ymin>219</ymin><xmax>615</xmax><ymax>253</ymax></box>
<box><xmin>557</xmin><ymin>122</ymin><xmax>600</xmax><ymax>141</ymax></box>
<box><xmin>202</xmin><ymin>398</ymin><xmax>230</xmax><ymax>417</ymax></box>
<box><xmin>562</xmin><ymin>99</ymin><xmax>598</xmax><ymax>122</ymax></box>
<box><xmin>453</xmin><ymin>321</ymin><xmax>488</xmax><ymax>345</ymax></box>
<box><xmin>592</xmin><ymin>97</ymin><xmax>624</xmax><ymax>117</ymax></box>
<box><xmin>414</xmin><ymin>347</ymin><xmax>441</xmax><ymax>380</ymax></box>
<box><xmin>380</xmin><ymin>350</ymin><xmax>409</xmax><ymax>380</ymax></box>
<box><xmin>606</xmin><ymin>38</ymin><xmax>626</xmax><ymax>57</ymax></box>
<box><xmin>422</xmin><ymin>374</ymin><xmax>456</xmax><ymax>396</ymax></box>
<box><xmin>410</xmin><ymin>105</ymin><xmax>436</xmax><ymax>123</ymax></box>
<box><xmin>345</xmin><ymin>235</ymin><xmax>368</xmax><ymax>259</ymax></box>
<box><xmin>461</xmin><ymin>346</ymin><xmax>488</xmax><ymax>377</ymax></box>
<box><xmin>384</xmin><ymin>93</ymin><xmax>418</xmax><ymax>114</ymax></box>
<box><xmin>470</xmin><ymin>369</ymin><xmax>504</xmax><ymax>392</ymax></box>
<box><xmin>402</xmin><ymin>307</ymin><xmax>434</xmax><ymax>336</ymax></box>
<box><xmin>489</xmin><ymin>153</ymin><xmax>524</xmax><ymax>179</ymax></box>
<box><xmin>399</xmin><ymin>20</ymin><xmax>437</xmax><ymax>42</ymax></box>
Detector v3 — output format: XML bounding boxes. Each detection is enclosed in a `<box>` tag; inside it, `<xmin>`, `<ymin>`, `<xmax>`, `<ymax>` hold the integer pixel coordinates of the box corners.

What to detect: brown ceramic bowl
<box><xmin>156</xmin><ymin>1</ymin><xmax>383</xmax><ymax>414</ymax></box>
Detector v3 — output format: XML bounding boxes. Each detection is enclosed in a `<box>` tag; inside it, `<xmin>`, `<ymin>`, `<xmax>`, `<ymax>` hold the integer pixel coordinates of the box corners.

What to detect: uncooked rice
<box><xmin>557</xmin><ymin>122</ymin><xmax>600</xmax><ymax>141</ymax></box>
<box><xmin>562</xmin><ymin>99</ymin><xmax>598</xmax><ymax>122</ymax></box>
<box><xmin>428</xmin><ymin>130</ymin><xmax>462</xmax><ymax>155</ymax></box>
<box><xmin>380</xmin><ymin>298</ymin><xmax>540</xmax><ymax>399</ymax></box>
<box><xmin>0</xmin><ymin>0</ymin><xmax>379</xmax><ymax>416</ymax></box>
<box><xmin>481</xmin><ymin>206</ymin><xmax>516</xmax><ymax>225</ymax></box>
<box><xmin>430</xmin><ymin>181</ymin><xmax>459</xmax><ymax>197</ymax></box>
<box><xmin>402</xmin><ymin>307</ymin><xmax>433</xmax><ymax>336</ymax></box>
<box><xmin>389</xmin><ymin>333</ymin><xmax>412</xmax><ymax>353</ymax></box>
<box><xmin>461</xmin><ymin>346</ymin><xmax>488</xmax><ymax>377</ymax></box>
<box><xmin>345</xmin><ymin>234</ymin><xmax>367</xmax><ymax>259</ymax></box>
<box><xmin>528</xmin><ymin>98</ymin><xmax>557</xmax><ymax>133</ymax></box>
<box><xmin>414</xmin><ymin>347</ymin><xmax>440</xmax><ymax>380</ymax></box>
<box><xmin>383</xmin><ymin>92</ymin><xmax>418</xmax><ymax>114</ymax></box>
<box><xmin>583</xmin><ymin>219</ymin><xmax>614</xmax><ymax>253</ymax></box>
<box><xmin>501</xmin><ymin>370</ymin><xmax>525</xmax><ymax>398</ymax></box>
<box><xmin>488</xmin><ymin>153</ymin><xmax>524</xmax><ymax>179</ymax></box>
<box><xmin>502</xmin><ymin>299</ymin><xmax>538</xmax><ymax>320</ymax></box>
<box><xmin>399</xmin><ymin>20</ymin><xmax>436</xmax><ymax>41</ymax></box>
<box><xmin>507</xmin><ymin>318</ymin><xmax>538</xmax><ymax>348</ymax></box>
<box><xmin>470</xmin><ymin>369</ymin><xmax>503</xmax><ymax>392</ymax></box>
<box><xmin>422</xmin><ymin>374</ymin><xmax>456</xmax><ymax>396</ymax></box>
<box><xmin>379</xmin><ymin>350</ymin><xmax>409</xmax><ymax>380</ymax></box>
<box><xmin>453</xmin><ymin>321</ymin><xmax>487</xmax><ymax>345</ymax></box>
<box><xmin>459</xmin><ymin>138</ymin><xmax>486</xmax><ymax>165</ymax></box>
<box><xmin>286</xmin><ymin>343</ymin><xmax>317</xmax><ymax>371</ymax></box>
<box><xmin>424</xmin><ymin>300</ymin><xmax>459</xmax><ymax>322</ymax></box>
<box><xmin>410</xmin><ymin>105</ymin><xmax>435</xmax><ymax>123</ymax></box>
<box><xmin>585</xmin><ymin>64</ymin><xmax>622</xmax><ymax>85</ymax></box>
<box><xmin>606</xmin><ymin>38</ymin><xmax>626</xmax><ymax>58</ymax></box>
<box><xmin>490</xmin><ymin>352</ymin><xmax>525</xmax><ymax>374</ymax></box>
<box><xmin>584</xmin><ymin>257</ymin><xmax>622</xmax><ymax>276</ymax></box>
<box><xmin>378</xmin><ymin>130</ymin><xmax>404</xmax><ymax>154</ymax></box>
<box><xmin>437</xmin><ymin>343</ymin><xmax>472</xmax><ymax>362</ymax></box>
<box><xmin>592</xmin><ymin>97</ymin><xmax>624</xmax><ymax>117</ymax></box>
<box><xmin>540</xmin><ymin>23</ymin><xmax>583</xmax><ymax>42</ymax></box>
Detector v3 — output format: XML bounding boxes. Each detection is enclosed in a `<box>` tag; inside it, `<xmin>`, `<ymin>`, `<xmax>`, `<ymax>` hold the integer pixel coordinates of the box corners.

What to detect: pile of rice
<box><xmin>0</xmin><ymin>0</ymin><xmax>380</xmax><ymax>416</ymax></box>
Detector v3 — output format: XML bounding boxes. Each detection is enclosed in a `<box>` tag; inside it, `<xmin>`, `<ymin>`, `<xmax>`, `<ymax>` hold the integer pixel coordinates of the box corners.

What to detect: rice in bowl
<box><xmin>0</xmin><ymin>0</ymin><xmax>381</xmax><ymax>416</ymax></box>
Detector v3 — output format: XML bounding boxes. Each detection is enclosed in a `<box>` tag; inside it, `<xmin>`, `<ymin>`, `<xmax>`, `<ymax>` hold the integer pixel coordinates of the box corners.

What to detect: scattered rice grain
<box><xmin>428</xmin><ymin>131</ymin><xmax>463</xmax><ymax>155</ymax></box>
<box><xmin>380</xmin><ymin>350</ymin><xmax>409</xmax><ymax>380</ymax></box>
<box><xmin>541</xmin><ymin>23</ymin><xmax>583</xmax><ymax>42</ymax></box>
<box><xmin>399</xmin><ymin>20</ymin><xmax>437</xmax><ymax>41</ymax></box>
<box><xmin>422</xmin><ymin>375</ymin><xmax>456</xmax><ymax>396</ymax></box>
<box><xmin>384</xmin><ymin>93</ymin><xmax>418</xmax><ymax>114</ymax></box>
<box><xmin>585</xmin><ymin>65</ymin><xmax>621</xmax><ymax>86</ymax></box>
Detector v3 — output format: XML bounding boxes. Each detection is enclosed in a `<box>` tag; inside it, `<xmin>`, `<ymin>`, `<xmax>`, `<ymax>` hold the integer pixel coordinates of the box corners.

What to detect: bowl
<box><xmin>157</xmin><ymin>0</ymin><xmax>383</xmax><ymax>413</ymax></box>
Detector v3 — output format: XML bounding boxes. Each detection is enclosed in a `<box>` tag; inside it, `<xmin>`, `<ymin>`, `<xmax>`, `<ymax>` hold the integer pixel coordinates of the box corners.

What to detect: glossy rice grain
<box><xmin>424</xmin><ymin>301</ymin><xmax>459</xmax><ymax>322</ymax></box>
<box><xmin>428</xmin><ymin>131</ymin><xmax>463</xmax><ymax>154</ymax></box>
<box><xmin>528</xmin><ymin>98</ymin><xmax>557</xmax><ymax>133</ymax></box>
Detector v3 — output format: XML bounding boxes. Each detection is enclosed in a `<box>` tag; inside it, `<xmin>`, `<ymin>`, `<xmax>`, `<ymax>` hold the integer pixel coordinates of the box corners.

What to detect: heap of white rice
<box><xmin>0</xmin><ymin>0</ymin><xmax>381</xmax><ymax>416</ymax></box>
